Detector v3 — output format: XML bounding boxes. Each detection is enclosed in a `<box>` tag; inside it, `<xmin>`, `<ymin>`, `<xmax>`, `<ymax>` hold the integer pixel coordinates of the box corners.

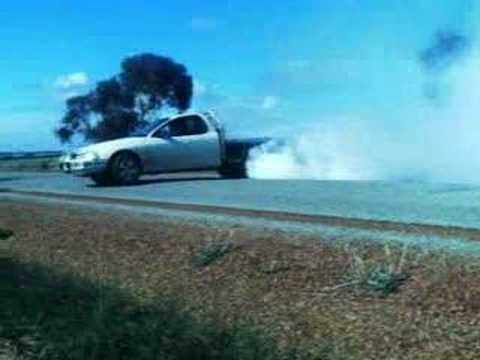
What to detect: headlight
<box><xmin>76</xmin><ymin>152</ymin><xmax>100</xmax><ymax>162</ymax></box>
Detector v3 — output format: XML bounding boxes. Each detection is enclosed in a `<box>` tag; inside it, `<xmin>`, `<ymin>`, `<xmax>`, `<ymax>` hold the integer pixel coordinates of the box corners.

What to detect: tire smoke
<box><xmin>247</xmin><ymin>31</ymin><xmax>480</xmax><ymax>183</ymax></box>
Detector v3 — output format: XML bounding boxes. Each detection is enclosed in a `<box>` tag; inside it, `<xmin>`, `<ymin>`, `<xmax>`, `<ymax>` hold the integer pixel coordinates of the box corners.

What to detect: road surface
<box><xmin>1</xmin><ymin>172</ymin><xmax>480</xmax><ymax>230</ymax></box>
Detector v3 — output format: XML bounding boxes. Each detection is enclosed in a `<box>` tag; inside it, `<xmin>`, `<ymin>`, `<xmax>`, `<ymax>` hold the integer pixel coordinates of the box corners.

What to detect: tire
<box><xmin>219</xmin><ymin>163</ymin><xmax>247</xmax><ymax>179</ymax></box>
<box><xmin>90</xmin><ymin>173</ymin><xmax>112</xmax><ymax>186</ymax></box>
<box><xmin>109</xmin><ymin>152</ymin><xmax>142</xmax><ymax>186</ymax></box>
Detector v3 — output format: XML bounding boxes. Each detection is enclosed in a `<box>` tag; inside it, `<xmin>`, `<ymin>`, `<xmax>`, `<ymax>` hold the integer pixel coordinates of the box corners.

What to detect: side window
<box><xmin>152</xmin><ymin>115</ymin><xmax>209</xmax><ymax>138</ymax></box>
<box><xmin>168</xmin><ymin>116</ymin><xmax>209</xmax><ymax>137</ymax></box>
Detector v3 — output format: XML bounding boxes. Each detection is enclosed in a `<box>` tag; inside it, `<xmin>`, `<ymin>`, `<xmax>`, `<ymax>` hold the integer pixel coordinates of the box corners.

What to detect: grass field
<box><xmin>1</xmin><ymin>257</ymin><xmax>290</xmax><ymax>360</ymax></box>
<box><xmin>3</xmin><ymin>199</ymin><xmax>480</xmax><ymax>359</ymax></box>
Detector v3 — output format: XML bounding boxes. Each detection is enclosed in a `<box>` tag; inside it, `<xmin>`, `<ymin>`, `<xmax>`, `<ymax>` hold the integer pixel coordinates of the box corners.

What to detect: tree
<box><xmin>56</xmin><ymin>53</ymin><xmax>193</xmax><ymax>143</ymax></box>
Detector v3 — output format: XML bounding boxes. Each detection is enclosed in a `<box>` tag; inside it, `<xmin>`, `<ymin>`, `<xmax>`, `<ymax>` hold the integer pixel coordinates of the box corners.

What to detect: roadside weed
<box><xmin>348</xmin><ymin>242</ymin><xmax>410</xmax><ymax>296</ymax></box>
<box><xmin>192</xmin><ymin>230</ymin><xmax>235</xmax><ymax>269</ymax></box>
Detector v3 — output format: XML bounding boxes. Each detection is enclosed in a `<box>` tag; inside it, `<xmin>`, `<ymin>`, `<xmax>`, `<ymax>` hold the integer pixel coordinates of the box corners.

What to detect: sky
<box><xmin>0</xmin><ymin>0</ymin><xmax>476</xmax><ymax>151</ymax></box>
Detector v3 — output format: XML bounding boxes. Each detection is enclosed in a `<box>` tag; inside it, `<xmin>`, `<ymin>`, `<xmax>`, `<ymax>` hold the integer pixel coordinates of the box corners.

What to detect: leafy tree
<box><xmin>56</xmin><ymin>53</ymin><xmax>193</xmax><ymax>143</ymax></box>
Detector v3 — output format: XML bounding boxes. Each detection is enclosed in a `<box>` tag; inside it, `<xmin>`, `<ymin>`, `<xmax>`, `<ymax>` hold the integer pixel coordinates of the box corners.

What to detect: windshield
<box><xmin>130</xmin><ymin>117</ymin><xmax>170</xmax><ymax>137</ymax></box>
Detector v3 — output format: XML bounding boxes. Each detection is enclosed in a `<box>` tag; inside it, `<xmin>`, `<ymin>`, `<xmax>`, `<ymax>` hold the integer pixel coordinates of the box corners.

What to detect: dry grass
<box><xmin>2</xmin><ymin>199</ymin><xmax>480</xmax><ymax>358</ymax></box>
<box><xmin>0</xmin><ymin>157</ymin><xmax>60</xmax><ymax>172</ymax></box>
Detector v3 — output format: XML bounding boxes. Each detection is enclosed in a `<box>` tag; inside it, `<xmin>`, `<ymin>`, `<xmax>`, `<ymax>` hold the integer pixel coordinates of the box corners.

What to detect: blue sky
<box><xmin>0</xmin><ymin>0</ymin><xmax>475</xmax><ymax>150</ymax></box>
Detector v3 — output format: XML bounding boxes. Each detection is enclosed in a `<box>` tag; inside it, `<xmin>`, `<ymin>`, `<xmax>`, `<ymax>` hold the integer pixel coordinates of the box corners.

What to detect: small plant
<box><xmin>193</xmin><ymin>240</ymin><xmax>233</xmax><ymax>268</ymax></box>
<box><xmin>0</xmin><ymin>228</ymin><xmax>13</xmax><ymax>240</ymax></box>
<box><xmin>359</xmin><ymin>264</ymin><xmax>409</xmax><ymax>296</ymax></box>
<box><xmin>192</xmin><ymin>229</ymin><xmax>236</xmax><ymax>269</ymax></box>
<box><xmin>348</xmin><ymin>243</ymin><xmax>410</xmax><ymax>296</ymax></box>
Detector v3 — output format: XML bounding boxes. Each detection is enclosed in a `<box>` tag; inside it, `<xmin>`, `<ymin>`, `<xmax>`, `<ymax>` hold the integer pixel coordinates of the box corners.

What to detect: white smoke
<box><xmin>247</xmin><ymin>40</ymin><xmax>480</xmax><ymax>183</ymax></box>
<box><xmin>247</xmin><ymin>119</ymin><xmax>378</xmax><ymax>180</ymax></box>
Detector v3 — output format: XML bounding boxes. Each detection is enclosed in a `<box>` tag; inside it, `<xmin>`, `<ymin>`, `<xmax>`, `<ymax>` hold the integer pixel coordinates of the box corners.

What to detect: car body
<box><xmin>60</xmin><ymin>111</ymin><xmax>270</xmax><ymax>185</ymax></box>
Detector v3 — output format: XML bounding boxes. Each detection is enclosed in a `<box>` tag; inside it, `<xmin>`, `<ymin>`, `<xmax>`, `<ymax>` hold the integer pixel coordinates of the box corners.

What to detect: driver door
<box><xmin>147</xmin><ymin>115</ymin><xmax>221</xmax><ymax>173</ymax></box>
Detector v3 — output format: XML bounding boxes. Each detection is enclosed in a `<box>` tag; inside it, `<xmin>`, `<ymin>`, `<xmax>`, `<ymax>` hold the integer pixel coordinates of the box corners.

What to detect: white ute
<box><xmin>60</xmin><ymin>111</ymin><xmax>269</xmax><ymax>186</ymax></box>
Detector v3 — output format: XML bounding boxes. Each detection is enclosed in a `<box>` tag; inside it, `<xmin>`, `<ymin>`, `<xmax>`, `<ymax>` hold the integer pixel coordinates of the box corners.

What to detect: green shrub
<box><xmin>359</xmin><ymin>266</ymin><xmax>409</xmax><ymax>296</ymax></box>
<box><xmin>348</xmin><ymin>243</ymin><xmax>410</xmax><ymax>297</ymax></box>
<box><xmin>0</xmin><ymin>228</ymin><xmax>13</xmax><ymax>240</ymax></box>
<box><xmin>1</xmin><ymin>260</ymin><xmax>289</xmax><ymax>360</ymax></box>
<box><xmin>193</xmin><ymin>240</ymin><xmax>233</xmax><ymax>268</ymax></box>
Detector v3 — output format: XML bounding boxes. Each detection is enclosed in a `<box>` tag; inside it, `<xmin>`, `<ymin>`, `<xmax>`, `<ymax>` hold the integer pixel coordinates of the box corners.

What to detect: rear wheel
<box><xmin>219</xmin><ymin>163</ymin><xmax>247</xmax><ymax>179</ymax></box>
<box><xmin>109</xmin><ymin>152</ymin><xmax>142</xmax><ymax>185</ymax></box>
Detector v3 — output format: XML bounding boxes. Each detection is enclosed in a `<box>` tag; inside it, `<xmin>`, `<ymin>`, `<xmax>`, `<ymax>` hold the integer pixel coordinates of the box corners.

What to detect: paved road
<box><xmin>2</xmin><ymin>172</ymin><xmax>480</xmax><ymax>230</ymax></box>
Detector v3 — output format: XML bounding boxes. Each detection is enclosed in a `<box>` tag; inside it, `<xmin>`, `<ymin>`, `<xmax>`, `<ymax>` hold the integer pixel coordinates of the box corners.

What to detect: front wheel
<box><xmin>109</xmin><ymin>152</ymin><xmax>142</xmax><ymax>185</ymax></box>
<box><xmin>90</xmin><ymin>173</ymin><xmax>112</xmax><ymax>186</ymax></box>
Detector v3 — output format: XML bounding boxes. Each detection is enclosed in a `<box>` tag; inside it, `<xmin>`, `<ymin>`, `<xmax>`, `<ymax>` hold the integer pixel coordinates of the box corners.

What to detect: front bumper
<box><xmin>60</xmin><ymin>159</ymin><xmax>107</xmax><ymax>177</ymax></box>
